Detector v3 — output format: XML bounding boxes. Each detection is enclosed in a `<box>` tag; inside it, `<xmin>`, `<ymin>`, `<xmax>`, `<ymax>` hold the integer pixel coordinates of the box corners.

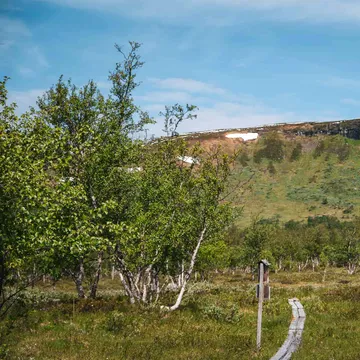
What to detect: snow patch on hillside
<box><xmin>225</xmin><ymin>133</ymin><xmax>259</xmax><ymax>141</ymax></box>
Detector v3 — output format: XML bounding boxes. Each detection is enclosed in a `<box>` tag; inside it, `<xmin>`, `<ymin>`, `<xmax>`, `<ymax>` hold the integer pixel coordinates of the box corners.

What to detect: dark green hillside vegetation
<box><xmin>254</xmin><ymin>131</ymin><xmax>285</xmax><ymax>163</ymax></box>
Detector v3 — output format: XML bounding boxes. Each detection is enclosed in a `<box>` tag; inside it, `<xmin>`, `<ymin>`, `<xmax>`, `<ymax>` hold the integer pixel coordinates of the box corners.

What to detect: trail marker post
<box><xmin>256</xmin><ymin>259</ymin><xmax>270</xmax><ymax>351</ymax></box>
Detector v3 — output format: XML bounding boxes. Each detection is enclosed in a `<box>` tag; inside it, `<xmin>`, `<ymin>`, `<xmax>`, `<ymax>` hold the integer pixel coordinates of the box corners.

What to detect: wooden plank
<box><xmin>294</xmin><ymin>301</ymin><xmax>306</xmax><ymax>318</ymax></box>
<box><xmin>270</xmin><ymin>299</ymin><xmax>306</xmax><ymax>360</ymax></box>
<box><xmin>274</xmin><ymin>332</ymin><xmax>295</xmax><ymax>359</ymax></box>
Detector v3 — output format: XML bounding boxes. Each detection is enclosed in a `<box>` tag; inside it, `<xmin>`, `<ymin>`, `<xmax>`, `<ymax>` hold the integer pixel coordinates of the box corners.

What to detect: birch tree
<box><xmin>108</xmin><ymin>128</ymin><xmax>234</xmax><ymax>309</ymax></box>
<box><xmin>1</xmin><ymin>42</ymin><xmax>236</xmax><ymax>310</ymax></box>
<box><xmin>35</xmin><ymin>42</ymin><xmax>153</xmax><ymax>298</ymax></box>
<box><xmin>0</xmin><ymin>77</ymin><xmax>66</xmax><ymax>316</ymax></box>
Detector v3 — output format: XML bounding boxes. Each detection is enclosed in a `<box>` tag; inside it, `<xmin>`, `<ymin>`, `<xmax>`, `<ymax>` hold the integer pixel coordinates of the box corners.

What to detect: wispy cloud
<box><xmin>97</xmin><ymin>81</ymin><xmax>112</xmax><ymax>90</ymax></box>
<box><xmin>8</xmin><ymin>88</ymin><xmax>45</xmax><ymax>114</ymax></box>
<box><xmin>148</xmin><ymin>100</ymin><xmax>310</xmax><ymax>135</ymax></box>
<box><xmin>0</xmin><ymin>16</ymin><xmax>31</xmax><ymax>37</ymax></box>
<box><xmin>28</xmin><ymin>46</ymin><xmax>50</xmax><ymax>68</ymax></box>
<box><xmin>174</xmin><ymin>101</ymin><xmax>340</xmax><ymax>134</ymax></box>
<box><xmin>18</xmin><ymin>67</ymin><xmax>35</xmax><ymax>77</ymax></box>
<box><xmin>341</xmin><ymin>98</ymin><xmax>360</xmax><ymax>106</ymax></box>
<box><xmin>137</xmin><ymin>91</ymin><xmax>195</xmax><ymax>104</ymax></box>
<box><xmin>0</xmin><ymin>3</ymin><xmax>23</xmax><ymax>11</ymax></box>
<box><xmin>140</xmin><ymin>76</ymin><xmax>314</xmax><ymax>134</ymax></box>
<box><xmin>0</xmin><ymin>40</ymin><xmax>14</xmax><ymax>50</ymax></box>
<box><xmin>0</xmin><ymin>16</ymin><xmax>31</xmax><ymax>50</ymax></box>
<box><xmin>190</xmin><ymin>102</ymin><xmax>297</xmax><ymax>133</ymax></box>
<box><xmin>324</xmin><ymin>76</ymin><xmax>360</xmax><ymax>88</ymax></box>
<box><xmin>149</xmin><ymin>78</ymin><xmax>226</xmax><ymax>95</ymax></box>
<box><xmin>143</xmin><ymin>104</ymin><xmax>166</xmax><ymax>113</ymax></box>
<box><xmin>37</xmin><ymin>0</ymin><xmax>360</xmax><ymax>24</ymax></box>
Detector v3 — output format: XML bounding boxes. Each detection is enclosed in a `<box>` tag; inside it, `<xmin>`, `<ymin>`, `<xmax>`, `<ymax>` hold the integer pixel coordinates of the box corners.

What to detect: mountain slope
<box><xmin>182</xmin><ymin>118</ymin><xmax>360</xmax><ymax>226</ymax></box>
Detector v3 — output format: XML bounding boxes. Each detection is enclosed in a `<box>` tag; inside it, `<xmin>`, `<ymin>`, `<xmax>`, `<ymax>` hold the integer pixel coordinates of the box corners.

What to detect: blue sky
<box><xmin>2</xmin><ymin>0</ymin><xmax>360</xmax><ymax>135</ymax></box>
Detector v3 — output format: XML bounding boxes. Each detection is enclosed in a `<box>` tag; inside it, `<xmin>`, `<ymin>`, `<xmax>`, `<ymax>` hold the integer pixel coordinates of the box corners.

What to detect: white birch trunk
<box><xmin>348</xmin><ymin>263</ymin><xmax>356</xmax><ymax>275</ymax></box>
<box><xmin>167</xmin><ymin>226</ymin><xmax>207</xmax><ymax>311</ymax></box>
<box><xmin>119</xmin><ymin>272</ymin><xmax>135</xmax><ymax>304</ymax></box>
<box><xmin>111</xmin><ymin>266</ymin><xmax>115</xmax><ymax>280</ymax></box>
<box><xmin>89</xmin><ymin>251</ymin><xmax>103</xmax><ymax>299</ymax></box>
<box><xmin>75</xmin><ymin>260</ymin><xmax>86</xmax><ymax>298</ymax></box>
<box><xmin>181</xmin><ymin>261</ymin><xmax>185</xmax><ymax>286</ymax></box>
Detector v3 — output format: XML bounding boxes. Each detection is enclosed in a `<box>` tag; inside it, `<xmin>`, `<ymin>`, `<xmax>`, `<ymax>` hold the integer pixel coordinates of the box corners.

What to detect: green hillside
<box><xmin>226</xmin><ymin>132</ymin><xmax>360</xmax><ymax>227</ymax></box>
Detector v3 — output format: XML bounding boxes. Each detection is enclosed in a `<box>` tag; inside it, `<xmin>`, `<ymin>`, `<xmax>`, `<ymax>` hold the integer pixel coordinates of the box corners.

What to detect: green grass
<box><xmin>2</xmin><ymin>270</ymin><xmax>360</xmax><ymax>359</ymax></box>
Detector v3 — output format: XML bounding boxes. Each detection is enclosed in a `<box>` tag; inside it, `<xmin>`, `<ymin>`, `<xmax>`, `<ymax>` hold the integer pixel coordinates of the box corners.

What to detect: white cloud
<box><xmin>18</xmin><ymin>67</ymin><xmax>35</xmax><ymax>77</ymax></box>
<box><xmin>189</xmin><ymin>102</ymin><xmax>296</xmax><ymax>132</ymax></box>
<box><xmin>8</xmin><ymin>89</ymin><xmax>45</xmax><ymax>115</ymax></box>
<box><xmin>36</xmin><ymin>0</ymin><xmax>360</xmax><ymax>23</ymax></box>
<box><xmin>177</xmin><ymin>101</ymin><xmax>341</xmax><ymax>134</ymax></box>
<box><xmin>142</xmin><ymin>81</ymin><xmax>339</xmax><ymax>135</ymax></box>
<box><xmin>137</xmin><ymin>90</ymin><xmax>210</xmax><ymax>105</ymax></box>
<box><xmin>324</xmin><ymin>76</ymin><xmax>360</xmax><ymax>88</ymax></box>
<box><xmin>0</xmin><ymin>16</ymin><xmax>31</xmax><ymax>50</ymax></box>
<box><xmin>149</xmin><ymin>78</ymin><xmax>226</xmax><ymax>95</ymax></box>
<box><xmin>141</xmin><ymin>76</ymin><xmax>305</xmax><ymax>134</ymax></box>
<box><xmin>137</xmin><ymin>91</ymin><xmax>193</xmax><ymax>103</ymax></box>
<box><xmin>143</xmin><ymin>104</ymin><xmax>165</xmax><ymax>113</ymax></box>
<box><xmin>0</xmin><ymin>40</ymin><xmax>14</xmax><ymax>50</ymax></box>
<box><xmin>341</xmin><ymin>98</ymin><xmax>360</xmax><ymax>106</ymax></box>
<box><xmin>0</xmin><ymin>16</ymin><xmax>31</xmax><ymax>37</ymax></box>
<box><xmin>28</xmin><ymin>46</ymin><xmax>50</xmax><ymax>68</ymax></box>
<box><xmin>139</xmin><ymin>76</ymin><xmax>342</xmax><ymax>135</ymax></box>
<box><xmin>0</xmin><ymin>4</ymin><xmax>23</xmax><ymax>11</ymax></box>
<box><xmin>147</xmin><ymin>97</ymin><xmax>307</xmax><ymax>135</ymax></box>
<box><xmin>97</xmin><ymin>81</ymin><xmax>112</xmax><ymax>90</ymax></box>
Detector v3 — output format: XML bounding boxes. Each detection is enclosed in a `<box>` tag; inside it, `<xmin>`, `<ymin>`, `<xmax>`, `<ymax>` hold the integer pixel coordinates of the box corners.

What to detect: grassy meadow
<box><xmin>1</xmin><ymin>270</ymin><xmax>360</xmax><ymax>359</ymax></box>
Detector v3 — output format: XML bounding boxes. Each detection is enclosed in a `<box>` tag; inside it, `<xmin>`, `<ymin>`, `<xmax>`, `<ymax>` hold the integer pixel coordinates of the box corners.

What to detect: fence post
<box><xmin>257</xmin><ymin>261</ymin><xmax>264</xmax><ymax>350</ymax></box>
<box><xmin>256</xmin><ymin>259</ymin><xmax>270</xmax><ymax>351</ymax></box>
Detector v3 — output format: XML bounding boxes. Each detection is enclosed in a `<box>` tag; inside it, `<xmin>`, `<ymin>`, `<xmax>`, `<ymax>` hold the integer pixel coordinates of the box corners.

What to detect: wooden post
<box><xmin>257</xmin><ymin>262</ymin><xmax>264</xmax><ymax>350</ymax></box>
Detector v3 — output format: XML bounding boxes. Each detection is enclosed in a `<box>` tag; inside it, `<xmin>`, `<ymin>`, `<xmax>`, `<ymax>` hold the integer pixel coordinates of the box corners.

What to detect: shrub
<box><xmin>254</xmin><ymin>132</ymin><xmax>285</xmax><ymax>163</ymax></box>
<box><xmin>254</xmin><ymin>149</ymin><xmax>264</xmax><ymax>163</ymax></box>
<box><xmin>201</xmin><ymin>304</ymin><xmax>241</xmax><ymax>323</ymax></box>
<box><xmin>267</xmin><ymin>161</ymin><xmax>276</xmax><ymax>175</ymax></box>
<box><xmin>343</xmin><ymin>205</ymin><xmax>354</xmax><ymax>214</ymax></box>
<box><xmin>313</xmin><ymin>136</ymin><xmax>350</xmax><ymax>161</ymax></box>
<box><xmin>104</xmin><ymin>310</ymin><xmax>126</xmax><ymax>333</ymax></box>
<box><xmin>314</xmin><ymin>140</ymin><xmax>325</xmax><ymax>158</ymax></box>
<box><xmin>238</xmin><ymin>151</ymin><xmax>249</xmax><ymax>166</ymax></box>
<box><xmin>307</xmin><ymin>215</ymin><xmax>343</xmax><ymax>229</ymax></box>
<box><xmin>0</xmin><ymin>344</ymin><xmax>9</xmax><ymax>359</ymax></box>
<box><xmin>290</xmin><ymin>143</ymin><xmax>302</xmax><ymax>161</ymax></box>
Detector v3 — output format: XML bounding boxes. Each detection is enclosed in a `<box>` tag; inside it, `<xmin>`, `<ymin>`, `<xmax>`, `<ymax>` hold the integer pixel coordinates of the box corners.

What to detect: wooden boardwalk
<box><xmin>270</xmin><ymin>298</ymin><xmax>306</xmax><ymax>360</ymax></box>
